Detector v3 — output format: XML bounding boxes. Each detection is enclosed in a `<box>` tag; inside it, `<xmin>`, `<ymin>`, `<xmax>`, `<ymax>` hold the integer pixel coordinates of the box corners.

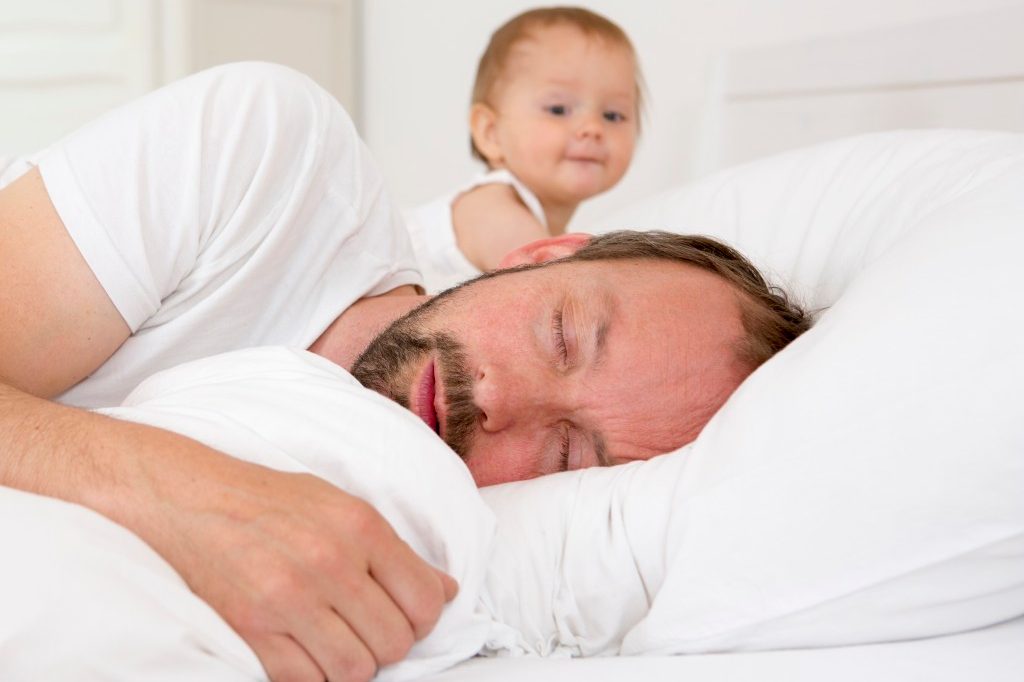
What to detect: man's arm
<box><xmin>0</xmin><ymin>169</ymin><xmax>455</xmax><ymax>681</ymax></box>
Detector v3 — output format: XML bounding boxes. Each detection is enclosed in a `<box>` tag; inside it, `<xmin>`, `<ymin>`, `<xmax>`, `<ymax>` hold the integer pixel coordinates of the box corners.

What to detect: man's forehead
<box><xmin>553</xmin><ymin>257</ymin><xmax>732</xmax><ymax>302</ymax></box>
<box><xmin>447</xmin><ymin>257</ymin><xmax>744</xmax><ymax>348</ymax></box>
<box><xmin>574</xmin><ymin>260</ymin><xmax>747</xmax><ymax>460</ymax></box>
<box><xmin>593</xmin><ymin>349</ymin><xmax>745</xmax><ymax>465</ymax></box>
<box><xmin>458</xmin><ymin>258</ymin><xmax>735</xmax><ymax>332</ymax></box>
<box><xmin>535</xmin><ymin>255</ymin><xmax>683</xmax><ymax>282</ymax></box>
<box><xmin>590</xmin><ymin>334</ymin><xmax>716</xmax><ymax>456</ymax></box>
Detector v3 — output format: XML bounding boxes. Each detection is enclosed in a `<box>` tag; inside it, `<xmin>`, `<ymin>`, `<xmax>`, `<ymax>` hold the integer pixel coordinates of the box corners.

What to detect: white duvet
<box><xmin>3</xmin><ymin>130</ymin><xmax>1024</xmax><ymax>681</ymax></box>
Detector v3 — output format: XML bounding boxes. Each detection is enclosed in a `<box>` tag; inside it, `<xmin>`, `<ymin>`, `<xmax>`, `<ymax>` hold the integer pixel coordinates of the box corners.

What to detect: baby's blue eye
<box><xmin>603</xmin><ymin>111</ymin><xmax>626</xmax><ymax>123</ymax></box>
<box><xmin>546</xmin><ymin>104</ymin><xmax>568</xmax><ymax>116</ymax></box>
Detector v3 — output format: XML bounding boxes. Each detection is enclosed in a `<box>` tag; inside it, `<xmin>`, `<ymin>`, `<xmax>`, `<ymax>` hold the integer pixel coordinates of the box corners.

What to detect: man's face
<box><xmin>352</xmin><ymin>258</ymin><xmax>749</xmax><ymax>486</ymax></box>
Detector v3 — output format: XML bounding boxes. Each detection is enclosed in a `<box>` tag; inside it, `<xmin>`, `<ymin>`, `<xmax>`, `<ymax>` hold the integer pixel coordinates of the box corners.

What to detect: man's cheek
<box><xmin>467</xmin><ymin>439</ymin><xmax>544</xmax><ymax>486</ymax></box>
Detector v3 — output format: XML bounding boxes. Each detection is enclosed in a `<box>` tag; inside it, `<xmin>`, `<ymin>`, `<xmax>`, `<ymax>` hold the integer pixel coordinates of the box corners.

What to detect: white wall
<box><xmin>4</xmin><ymin>0</ymin><xmax>1020</xmax><ymax>229</ymax></box>
<box><xmin>0</xmin><ymin>0</ymin><xmax>357</xmax><ymax>158</ymax></box>
<box><xmin>359</xmin><ymin>0</ymin><xmax>1024</xmax><ymax>229</ymax></box>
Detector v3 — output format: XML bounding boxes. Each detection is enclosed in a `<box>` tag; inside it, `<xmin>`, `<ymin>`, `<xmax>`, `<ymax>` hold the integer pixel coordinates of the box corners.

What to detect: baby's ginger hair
<box><xmin>470</xmin><ymin>6</ymin><xmax>644</xmax><ymax>162</ymax></box>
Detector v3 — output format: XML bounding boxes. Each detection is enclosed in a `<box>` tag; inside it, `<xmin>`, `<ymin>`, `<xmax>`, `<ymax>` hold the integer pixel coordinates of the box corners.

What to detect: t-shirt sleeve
<box><xmin>37</xmin><ymin>87</ymin><xmax>203</xmax><ymax>330</ymax></box>
<box><xmin>37</xmin><ymin>62</ymin><xmax>420</xmax><ymax>333</ymax></box>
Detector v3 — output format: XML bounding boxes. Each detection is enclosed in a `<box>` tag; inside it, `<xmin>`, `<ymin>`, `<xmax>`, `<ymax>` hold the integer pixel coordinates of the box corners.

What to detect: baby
<box><xmin>405</xmin><ymin>7</ymin><xmax>644</xmax><ymax>292</ymax></box>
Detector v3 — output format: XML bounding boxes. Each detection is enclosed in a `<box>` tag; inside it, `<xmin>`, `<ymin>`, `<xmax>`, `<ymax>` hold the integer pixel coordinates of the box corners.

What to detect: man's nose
<box><xmin>473</xmin><ymin>364</ymin><xmax>551</xmax><ymax>433</ymax></box>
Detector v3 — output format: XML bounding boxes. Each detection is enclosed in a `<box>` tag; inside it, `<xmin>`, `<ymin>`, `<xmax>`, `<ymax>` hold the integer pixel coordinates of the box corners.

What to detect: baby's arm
<box><xmin>452</xmin><ymin>183</ymin><xmax>549</xmax><ymax>272</ymax></box>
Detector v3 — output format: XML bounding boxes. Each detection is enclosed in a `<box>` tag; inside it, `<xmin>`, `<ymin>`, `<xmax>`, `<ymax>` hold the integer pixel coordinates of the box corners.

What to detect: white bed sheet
<box><xmin>424</xmin><ymin>615</ymin><xmax>1024</xmax><ymax>681</ymax></box>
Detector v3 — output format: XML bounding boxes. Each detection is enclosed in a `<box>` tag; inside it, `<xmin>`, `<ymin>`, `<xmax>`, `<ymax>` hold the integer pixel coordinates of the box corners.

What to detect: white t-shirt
<box><xmin>17</xmin><ymin>62</ymin><xmax>421</xmax><ymax>408</ymax></box>
<box><xmin>403</xmin><ymin>169</ymin><xmax>547</xmax><ymax>293</ymax></box>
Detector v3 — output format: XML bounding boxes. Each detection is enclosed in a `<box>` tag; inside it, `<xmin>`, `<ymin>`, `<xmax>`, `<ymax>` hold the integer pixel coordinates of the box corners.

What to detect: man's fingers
<box><xmin>324</xmin><ymin>576</ymin><xmax>416</xmax><ymax>667</ymax></box>
<box><xmin>162</xmin><ymin>469</ymin><xmax>456</xmax><ymax>679</ymax></box>
<box><xmin>368</xmin><ymin>541</ymin><xmax>453</xmax><ymax>640</ymax></box>
<box><xmin>247</xmin><ymin>632</ymin><xmax>324</xmax><ymax>682</ymax></box>
<box><xmin>294</xmin><ymin>608</ymin><xmax>379</xmax><ymax>682</ymax></box>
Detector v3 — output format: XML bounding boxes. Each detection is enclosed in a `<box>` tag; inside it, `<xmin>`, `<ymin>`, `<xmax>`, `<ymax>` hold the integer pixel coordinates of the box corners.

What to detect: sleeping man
<box><xmin>0</xmin><ymin>63</ymin><xmax>809</xmax><ymax>682</ymax></box>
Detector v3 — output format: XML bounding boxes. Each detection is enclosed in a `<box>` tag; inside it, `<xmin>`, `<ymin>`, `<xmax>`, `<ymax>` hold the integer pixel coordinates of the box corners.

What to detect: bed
<box><xmin>3</xmin><ymin>6</ymin><xmax>1024</xmax><ymax>682</ymax></box>
<box><xmin>422</xmin><ymin>616</ymin><xmax>1024</xmax><ymax>681</ymax></box>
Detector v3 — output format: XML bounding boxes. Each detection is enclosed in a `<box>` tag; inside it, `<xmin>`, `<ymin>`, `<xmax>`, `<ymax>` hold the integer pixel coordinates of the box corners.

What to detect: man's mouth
<box><xmin>433</xmin><ymin>362</ymin><xmax>449</xmax><ymax>442</ymax></box>
<box><xmin>413</xmin><ymin>359</ymin><xmax>440</xmax><ymax>436</ymax></box>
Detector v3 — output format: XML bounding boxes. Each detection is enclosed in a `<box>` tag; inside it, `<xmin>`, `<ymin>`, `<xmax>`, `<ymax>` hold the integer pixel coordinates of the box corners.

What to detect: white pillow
<box><xmin>588</xmin><ymin>129</ymin><xmax>1023</xmax><ymax>309</ymax></box>
<box><xmin>479</xmin><ymin>129</ymin><xmax>1024</xmax><ymax>655</ymax></box>
<box><xmin>0</xmin><ymin>348</ymin><xmax>496</xmax><ymax>682</ymax></box>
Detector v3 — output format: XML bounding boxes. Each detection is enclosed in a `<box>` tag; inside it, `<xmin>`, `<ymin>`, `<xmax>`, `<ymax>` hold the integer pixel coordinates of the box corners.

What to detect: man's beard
<box><xmin>351</xmin><ymin>301</ymin><xmax>481</xmax><ymax>460</ymax></box>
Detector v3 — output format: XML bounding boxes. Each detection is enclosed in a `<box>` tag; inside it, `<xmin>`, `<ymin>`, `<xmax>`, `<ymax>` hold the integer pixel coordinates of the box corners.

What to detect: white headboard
<box><xmin>695</xmin><ymin>5</ymin><xmax>1024</xmax><ymax>174</ymax></box>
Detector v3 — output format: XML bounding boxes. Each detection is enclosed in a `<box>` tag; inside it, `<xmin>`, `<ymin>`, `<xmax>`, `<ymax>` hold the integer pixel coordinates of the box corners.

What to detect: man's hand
<box><xmin>154</xmin><ymin>463</ymin><xmax>459</xmax><ymax>682</ymax></box>
<box><xmin>1</xmin><ymin>382</ymin><xmax>456</xmax><ymax>682</ymax></box>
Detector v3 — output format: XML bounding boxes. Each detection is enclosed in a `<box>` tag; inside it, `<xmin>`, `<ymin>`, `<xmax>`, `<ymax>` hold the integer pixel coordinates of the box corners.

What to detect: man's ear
<box><xmin>470</xmin><ymin>103</ymin><xmax>502</xmax><ymax>165</ymax></box>
<box><xmin>498</xmin><ymin>232</ymin><xmax>593</xmax><ymax>269</ymax></box>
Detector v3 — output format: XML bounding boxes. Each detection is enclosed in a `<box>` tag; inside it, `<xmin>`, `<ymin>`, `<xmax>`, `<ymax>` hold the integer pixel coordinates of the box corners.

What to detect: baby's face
<box><xmin>486</xmin><ymin>25</ymin><xmax>638</xmax><ymax>209</ymax></box>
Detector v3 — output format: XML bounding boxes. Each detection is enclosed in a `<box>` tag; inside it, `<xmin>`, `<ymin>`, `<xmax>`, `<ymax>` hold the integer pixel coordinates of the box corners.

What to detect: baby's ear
<box><xmin>498</xmin><ymin>233</ymin><xmax>593</xmax><ymax>269</ymax></box>
<box><xmin>469</xmin><ymin>103</ymin><xmax>502</xmax><ymax>165</ymax></box>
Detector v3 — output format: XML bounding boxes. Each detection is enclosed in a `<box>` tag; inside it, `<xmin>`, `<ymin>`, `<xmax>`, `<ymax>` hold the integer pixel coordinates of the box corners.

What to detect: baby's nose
<box><xmin>576</xmin><ymin>111</ymin><xmax>604</xmax><ymax>138</ymax></box>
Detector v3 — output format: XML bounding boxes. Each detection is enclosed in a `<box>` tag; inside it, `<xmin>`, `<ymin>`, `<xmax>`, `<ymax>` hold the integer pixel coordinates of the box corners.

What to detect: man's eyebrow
<box><xmin>590</xmin><ymin>288</ymin><xmax>613</xmax><ymax>369</ymax></box>
<box><xmin>594</xmin><ymin>319</ymin><xmax>609</xmax><ymax>369</ymax></box>
<box><xmin>588</xmin><ymin>291</ymin><xmax>613</xmax><ymax>467</ymax></box>
<box><xmin>593</xmin><ymin>431</ymin><xmax>610</xmax><ymax>467</ymax></box>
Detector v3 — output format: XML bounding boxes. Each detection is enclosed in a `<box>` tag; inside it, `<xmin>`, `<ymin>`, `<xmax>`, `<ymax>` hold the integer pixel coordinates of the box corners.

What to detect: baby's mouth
<box><xmin>566</xmin><ymin>154</ymin><xmax>603</xmax><ymax>164</ymax></box>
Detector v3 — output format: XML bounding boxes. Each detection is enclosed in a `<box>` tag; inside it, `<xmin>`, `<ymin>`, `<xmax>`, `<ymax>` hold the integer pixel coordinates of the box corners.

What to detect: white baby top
<box><xmin>403</xmin><ymin>169</ymin><xmax>547</xmax><ymax>293</ymax></box>
<box><xmin>19</xmin><ymin>62</ymin><xmax>421</xmax><ymax>408</ymax></box>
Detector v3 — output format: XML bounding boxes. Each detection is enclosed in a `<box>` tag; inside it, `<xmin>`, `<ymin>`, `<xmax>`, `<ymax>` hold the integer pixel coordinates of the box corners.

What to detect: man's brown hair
<box><xmin>559</xmin><ymin>230</ymin><xmax>812</xmax><ymax>370</ymax></box>
<box><xmin>470</xmin><ymin>6</ymin><xmax>644</xmax><ymax>163</ymax></box>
